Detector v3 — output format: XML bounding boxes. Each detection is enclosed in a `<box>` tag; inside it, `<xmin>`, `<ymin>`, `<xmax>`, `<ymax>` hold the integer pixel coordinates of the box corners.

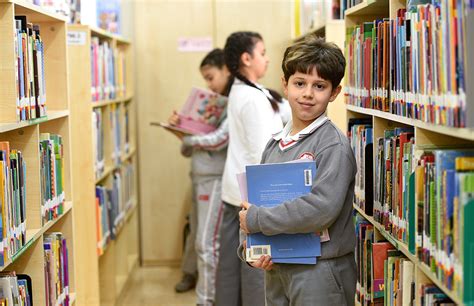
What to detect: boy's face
<box><xmin>200</xmin><ymin>65</ymin><xmax>230</xmax><ymax>95</ymax></box>
<box><xmin>283</xmin><ymin>67</ymin><xmax>341</xmax><ymax>128</ymax></box>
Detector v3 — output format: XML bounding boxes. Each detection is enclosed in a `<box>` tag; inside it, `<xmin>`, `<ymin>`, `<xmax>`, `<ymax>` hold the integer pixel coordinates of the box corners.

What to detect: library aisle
<box><xmin>117</xmin><ymin>267</ymin><xmax>195</xmax><ymax>306</ymax></box>
<box><xmin>1</xmin><ymin>0</ymin><xmax>473</xmax><ymax>305</ymax></box>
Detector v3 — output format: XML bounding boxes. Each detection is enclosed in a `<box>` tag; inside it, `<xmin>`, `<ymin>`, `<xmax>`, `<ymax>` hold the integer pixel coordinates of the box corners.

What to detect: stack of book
<box><xmin>44</xmin><ymin>233</ymin><xmax>69</xmax><ymax>306</ymax></box>
<box><xmin>0</xmin><ymin>142</ymin><xmax>27</xmax><ymax>265</ymax></box>
<box><xmin>242</xmin><ymin>161</ymin><xmax>322</xmax><ymax>264</ymax></box>
<box><xmin>348</xmin><ymin>118</ymin><xmax>373</xmax><ymax>215</ymax></box>
<box><xmin>0</xmin><ymin>273</ymin><xmax>32</xmax><ymax>305</ymax></box>
<box><xmin>14</xmin><ymin>16</ymin><xmax>46</xmax><ymax>122</ymax></box>
<box><xmin>40</xmin><ymin>133</ymin><xmax>65</xmax><ymax>225</ymax></box>
<box><xmin>92</xmin><ymin>109</ymin><xmax>105</xmax><ymax>179</ymax></box>
<box><xmin>91</xmin><ymin>38</ymin><xmax>116</xmax><ymax>102</ymax></box>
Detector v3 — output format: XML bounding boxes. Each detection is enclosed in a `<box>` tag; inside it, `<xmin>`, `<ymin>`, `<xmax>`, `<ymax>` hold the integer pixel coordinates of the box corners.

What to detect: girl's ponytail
<box><xmin>224</xmin><ymin>32</ymin><xmax>279</xmax><ymax>112</ymax></box>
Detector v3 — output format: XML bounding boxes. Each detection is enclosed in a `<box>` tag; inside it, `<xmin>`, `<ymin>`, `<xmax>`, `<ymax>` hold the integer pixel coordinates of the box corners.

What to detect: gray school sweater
<box><xmin>245</xmin><ymin>119</ymin><xmax>357</xmax><ymax>260</ymax></box>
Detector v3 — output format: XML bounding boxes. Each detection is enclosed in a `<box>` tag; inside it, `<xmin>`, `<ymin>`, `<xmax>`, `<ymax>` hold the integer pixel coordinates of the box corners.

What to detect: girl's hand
<box><xmin>239</xmin><ymin>201</ymin><xmax>251</xmax><ymax>233</ymax></box>
<box><xmin>250</xmin><ymin>255</ymin><xmax>273</xmax><ymax>271</ymax></box>
<box><xmin>168</xmin><ymin>111</ymin><xmax>180</xmax><ymax>126</ymax></box>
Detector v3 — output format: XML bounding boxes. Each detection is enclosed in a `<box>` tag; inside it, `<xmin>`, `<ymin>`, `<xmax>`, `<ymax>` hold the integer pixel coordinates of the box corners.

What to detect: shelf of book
<box><xmin>0</xmin><ymin>1</ymin><xmax>75</xmax><ymax>304</ymax></box>
<box><xmin>347</xmin><ymin>105</ymin><xmax>474</xmax><ymax>141</ymax></box>
<box><xmin>68</xmin><ymin>23</ymin><xmax>138</xmax><ymax>306</ymax></box>
<box><xmin>353</xmin><ymin>204</ymin><xmax>463</xmax><ymax>305</ymax></box>
<box><xmin>346</xmin><ymin>1</ymin><xmax>473</xmax><ymax>305</ymax></box>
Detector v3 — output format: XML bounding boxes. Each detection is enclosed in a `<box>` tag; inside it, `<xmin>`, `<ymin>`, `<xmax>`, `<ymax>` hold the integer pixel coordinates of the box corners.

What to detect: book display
<box><xmin>67</xmin><ymin>24</ymin><xmax>138</xmax><ymax>305</ymax></box>
<box><xmin>0</xmin><ymin>1</ymin><xmax>75</xmax><ymax>305</ymax></box>
<box><xmin>343</xmin><ymin>0</ymin><xmax>474</xmax><ymax>305</ymax></box>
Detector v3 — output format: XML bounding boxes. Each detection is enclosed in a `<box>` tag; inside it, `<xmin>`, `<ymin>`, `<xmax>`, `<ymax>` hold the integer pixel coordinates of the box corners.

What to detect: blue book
<box><xmin>245</xmin><ymin>161</ymin><xmax>321</xmax><ymax>264</ymax></box>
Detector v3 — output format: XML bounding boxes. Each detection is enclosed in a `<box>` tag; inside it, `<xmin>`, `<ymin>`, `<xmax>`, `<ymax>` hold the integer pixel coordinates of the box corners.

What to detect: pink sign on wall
<box><xmin>178</xmin><ymin>37</ymin><xmax>213</xmax><ymax>52</ymax></box>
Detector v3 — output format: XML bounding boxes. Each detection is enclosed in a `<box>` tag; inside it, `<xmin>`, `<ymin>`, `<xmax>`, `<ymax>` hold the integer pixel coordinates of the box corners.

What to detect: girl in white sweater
<box><xmin>215</xmin><ymin>31</ymin><xmax>284</xmax><ymax>306</ymax></box>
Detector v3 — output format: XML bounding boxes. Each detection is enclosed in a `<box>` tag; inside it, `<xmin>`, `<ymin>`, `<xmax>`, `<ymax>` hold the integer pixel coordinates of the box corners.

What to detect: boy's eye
<box><xmin>294</xmin><ymin>81</ymin><xmax>305</xmax><ymax>87</ymax></box>
<box><xmin>314</xmin><ymin>84</ymin><xmax>325</xmax><ymax>89</ymax></box>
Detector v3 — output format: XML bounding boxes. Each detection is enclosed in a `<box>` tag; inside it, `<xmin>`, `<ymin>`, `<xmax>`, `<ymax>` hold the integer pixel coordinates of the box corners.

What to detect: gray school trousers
<box><xmin>265</xmin><ymin>252</ymin><xmax>356</xmax><ymax>306</ymax></box>
<box><xmin>181</xmin><ymin>189</ymin><xmax>198</xmax><ymax>277</ymax></box>
<box><xmin>215</xmin><ymin>202</ymin><xmax>265</xmax><ymax>306</ymax></box>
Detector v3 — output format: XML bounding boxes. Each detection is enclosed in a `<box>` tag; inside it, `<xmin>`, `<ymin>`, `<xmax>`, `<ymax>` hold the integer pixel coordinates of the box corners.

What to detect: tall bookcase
<box><xmin>67</xmin><ymin>24</ymin><xmax>139</xmax><ymax>306</ymax></box>
<box><xmin>0</xmin><ymin>0</ymin><xmax>75</xmax><ymax>305</ymax></box>
<box><xmin>344</xmin><ymin>0</ymin><xmax>474</xmax><ymax>305</ymax></box>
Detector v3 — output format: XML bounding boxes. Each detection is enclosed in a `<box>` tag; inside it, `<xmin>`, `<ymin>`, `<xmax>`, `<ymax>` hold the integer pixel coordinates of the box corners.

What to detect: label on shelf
<box><xmin>67</xmin><ymin>31</ymin><xmax>86</xmax><ymax>46</ymax></box>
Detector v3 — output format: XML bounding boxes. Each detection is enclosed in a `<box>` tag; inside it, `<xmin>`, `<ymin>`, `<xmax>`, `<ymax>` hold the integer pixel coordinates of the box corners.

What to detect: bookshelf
<box><xmin>0</xmin><ymin>0</ymin><xmax>75</xmax><ymax>305</ymax></box>
<box><xmin>67</xmin><ymin>24</ymin><xmax>139</xmax><ymax>306</ymax></box>
<box><xmin>345</xmin><ymin>0</ymin><xmax>473</xmax><ymax>305</ymax></box>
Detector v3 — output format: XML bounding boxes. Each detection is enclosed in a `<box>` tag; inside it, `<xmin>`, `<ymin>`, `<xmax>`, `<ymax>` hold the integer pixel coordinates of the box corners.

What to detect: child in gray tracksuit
<box><xmin>238</xmin><ymin>36</ymin><xmax>357</xmax><ymax>306</ymax></box>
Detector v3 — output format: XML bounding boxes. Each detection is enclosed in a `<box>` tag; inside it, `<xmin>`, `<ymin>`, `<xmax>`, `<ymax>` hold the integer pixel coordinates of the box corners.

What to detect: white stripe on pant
<box><xmin>195</xmin><ymin>178</ymin><xmax>224</xmax><ymax>305</ymax></box>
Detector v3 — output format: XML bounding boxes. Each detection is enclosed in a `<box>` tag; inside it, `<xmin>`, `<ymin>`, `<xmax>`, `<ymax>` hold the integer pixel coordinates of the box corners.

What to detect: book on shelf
<box><xmin>44</xmin><ymin>232</ymin><xmax>69</xmax><ymax>306</ymax></box>
<box><xmin>92</xmin><ymin>109</ymin><xmax>104</xmax><ymax>179</ymax></box>
<box><xmin>348</xmin><ymin>118</ymin><xmax>373</xmax><ymax>215</ymax></box>
<box><xmin>14</xmin><ymin>16</ymin><xmax>47</xmax><ymax>122</ymax></box>
<box><xmin>0</xmin><ymin>142</ymin><xmax>27</xmax><ymax>263</ymax></box>
<box><xmin>243</xmin><ymin>160</ymin><xmax>322</xmax><ymax>264</ymax></box>
<box><xmin>110</xmin><ymin>104</ymin><xmax>121</xmax><ymax>166</ymax></box>
<box><xmin>153</xmin><ymin>87</ymin><xmax>228</xmax><ymax>136</ymax></box>
<box><xmin>40</xmin><ymin>133</ymin><xmax>66</xmax><ymax>225</ymax></box>
<box><xmin>91</xmin><ymin>37</ymin><xmax>117</xmax><ymax>102</ymax></box>
<box><xmin>0</xmin><ymin>272</ymin><xmax>32</xmax><ymax>306</ymax></box>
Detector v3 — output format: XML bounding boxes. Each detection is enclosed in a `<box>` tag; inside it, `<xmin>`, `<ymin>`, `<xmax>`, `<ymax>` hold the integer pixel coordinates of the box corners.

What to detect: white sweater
<box><xmin>222</xmin><ymin>79</ymin><xmax>283</xmax><ymax>206</ymax></box>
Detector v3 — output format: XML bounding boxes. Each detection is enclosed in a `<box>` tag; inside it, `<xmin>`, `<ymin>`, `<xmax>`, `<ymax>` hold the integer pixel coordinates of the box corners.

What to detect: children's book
<box><xmin>97</xmin><ymin>0</ymin><xmax>120</xmax><ymax>34</ymax></box>
<box><xmin>152</xmin><ymin>87</ymin><xmax>227</xmax><ymax>135</ymax></box>
<box><xmin>244</xmin><ymin>160</ymin><xmax>321</xmax><ymax>264</ymax></box>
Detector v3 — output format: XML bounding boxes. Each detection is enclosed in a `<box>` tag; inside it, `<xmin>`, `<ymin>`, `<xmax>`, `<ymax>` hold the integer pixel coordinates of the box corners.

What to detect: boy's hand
<box><xmin>239</xmin><ymin>201</ymin><xmax>251</xmax><ymax>234</ymax></box>
<box><xmin>250</xmin><ymin>255</ymin><xmax>273</xmax><ymax>271</ymax></box>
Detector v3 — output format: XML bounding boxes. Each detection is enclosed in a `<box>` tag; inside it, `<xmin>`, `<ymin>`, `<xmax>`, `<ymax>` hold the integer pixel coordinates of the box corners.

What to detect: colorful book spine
<box><xmin>14</xmin><ymin>16</ymin><xmax>46</xmax><ymax>122</ymax></box>
<box><xmin>40</xmin><ymin>133</ymin><xmax>65</xmax><ymax>225</ymax></box>
<box><xmin>44</xmin><ymin>233</ymin><xmax>69</xmax><ymax>306</ymax></box>
<box><xmin>90</xmin><ymin>38</ymin><xmax>120</xmax><ymax>102</ymax></box>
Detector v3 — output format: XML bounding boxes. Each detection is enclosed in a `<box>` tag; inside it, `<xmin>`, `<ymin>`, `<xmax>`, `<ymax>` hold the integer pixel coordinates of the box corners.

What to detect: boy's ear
<box><xmin>329</xmin><ymin>85</ymin><xmax>342</xmax><ymax>102</ymax></box>
<box><xmin>281</xmin><ymin>76</ymin><xmax>288</xmax><ymax>97</ymax></box>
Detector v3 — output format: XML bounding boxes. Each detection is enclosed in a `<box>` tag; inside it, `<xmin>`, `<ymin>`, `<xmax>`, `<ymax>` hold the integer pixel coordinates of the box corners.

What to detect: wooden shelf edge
<box><xmin>95</xmin><ymin>166</ymin><xmax>114</xmax><ymax>184</ymax></box>
<box><xmin>344</xmin><ymin>0</ymin><xmax>388</xmax><ymax>17</ymax></box>
<box><xmin>69</xmin><ymin>292</ymin><xmax>76</xmax><ymax>305</ymax></box>
<box><xmin>346</xmin><ymin>104</ymin><xmax>474</xmax><ymax>141</ymax></box>
<box><xmin>3</xmin><ymin>0</ymin><xmax>68</xmax><ymax>22</ymax></box>
<box><xmin>92</xmin><ymin>98</ymin><xmax>122</xmax><ymax>108</ymax></box>
<box><xmin>0</xmin><ymin>110</ymin><xmax>69</xmax><ymax>133</ymax></box>
<box><xmin>90</xmin><ymin>25</ymin><xmax>130</xmax><ymax>44</ymax></box>
<box><xmin>1</xmin><ymin>201</ymin><xmax>73</xmax><ymax>271</ymax></box>
<box><xmin>353</xmin><ymin>204</ymin><xmax>463</xmax><ymax>305</ymax></box>
<box><xmin>121</xmin><ymin>147</ymin><xmax>136</xmax><ymax>162</ymax></box>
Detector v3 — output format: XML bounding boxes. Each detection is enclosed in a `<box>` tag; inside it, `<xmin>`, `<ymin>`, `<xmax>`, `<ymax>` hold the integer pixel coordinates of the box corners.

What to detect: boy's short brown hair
<box><xmin>282</xmin><ymin>35</ymin><xmax>346</xmax><ymax>88</ymax></box>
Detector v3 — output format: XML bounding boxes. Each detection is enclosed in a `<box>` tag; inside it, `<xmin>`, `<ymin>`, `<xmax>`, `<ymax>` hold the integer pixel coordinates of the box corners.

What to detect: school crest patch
<box><xmin>298</xmin><ymin>152</ymin><xmax>315</xmax><ymax>160</ymax></box>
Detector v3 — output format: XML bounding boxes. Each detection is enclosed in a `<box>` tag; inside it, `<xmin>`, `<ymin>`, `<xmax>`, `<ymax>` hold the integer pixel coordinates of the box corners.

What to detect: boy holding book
<box><xmin>238</xmin><ymin>36</ymin><xmax>357</xmax><ymax>305</ymax></box>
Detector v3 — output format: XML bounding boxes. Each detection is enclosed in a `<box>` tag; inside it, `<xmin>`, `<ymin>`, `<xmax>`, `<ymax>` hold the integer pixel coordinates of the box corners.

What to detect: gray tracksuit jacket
<box><xmin>243</xmin><ymin>119</ymin><xmax>357</xmax><ymax>260</ymax></box>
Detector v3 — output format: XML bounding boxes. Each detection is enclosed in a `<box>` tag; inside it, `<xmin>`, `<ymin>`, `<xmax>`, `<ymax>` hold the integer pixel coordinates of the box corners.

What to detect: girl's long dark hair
<box><xmin>200</xmin><ymin>48</ymin><xmax>234</xmax><ymax>97</ymax></box>
<box><xmin>224</xmin><ymin>32</ymin><xmax>279</xmax><ymax>111</ymax></box>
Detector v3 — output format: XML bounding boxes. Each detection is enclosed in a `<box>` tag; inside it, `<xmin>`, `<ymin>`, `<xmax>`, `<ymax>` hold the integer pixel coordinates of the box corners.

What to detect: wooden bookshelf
<box><xmin>346</xmin><ymin>1</ymin><xmax>473</xmax><ymax>305</ymax></box>
<box><xmin>67</xmin><ymin>24</ymin><xmax>139</xmax><ymax>306</ymax></box>
<box><xmin>0</xmin><ymin>1</ymin><xmax>75</xmax><ymax>305</ymax></box>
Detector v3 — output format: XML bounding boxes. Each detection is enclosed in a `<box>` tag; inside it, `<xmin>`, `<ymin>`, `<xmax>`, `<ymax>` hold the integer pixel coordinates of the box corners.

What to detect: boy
<box><xmin>238</xmin><ymin>36</ymin><xmax>357</xmax><ymax>305</ymax></box>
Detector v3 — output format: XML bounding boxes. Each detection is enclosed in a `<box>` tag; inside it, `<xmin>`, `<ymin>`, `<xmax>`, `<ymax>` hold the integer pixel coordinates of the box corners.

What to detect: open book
<box><xmin>152</xmin><ymin>87</ymin><xmax>227</xmax><ymax>135</ymax></box>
